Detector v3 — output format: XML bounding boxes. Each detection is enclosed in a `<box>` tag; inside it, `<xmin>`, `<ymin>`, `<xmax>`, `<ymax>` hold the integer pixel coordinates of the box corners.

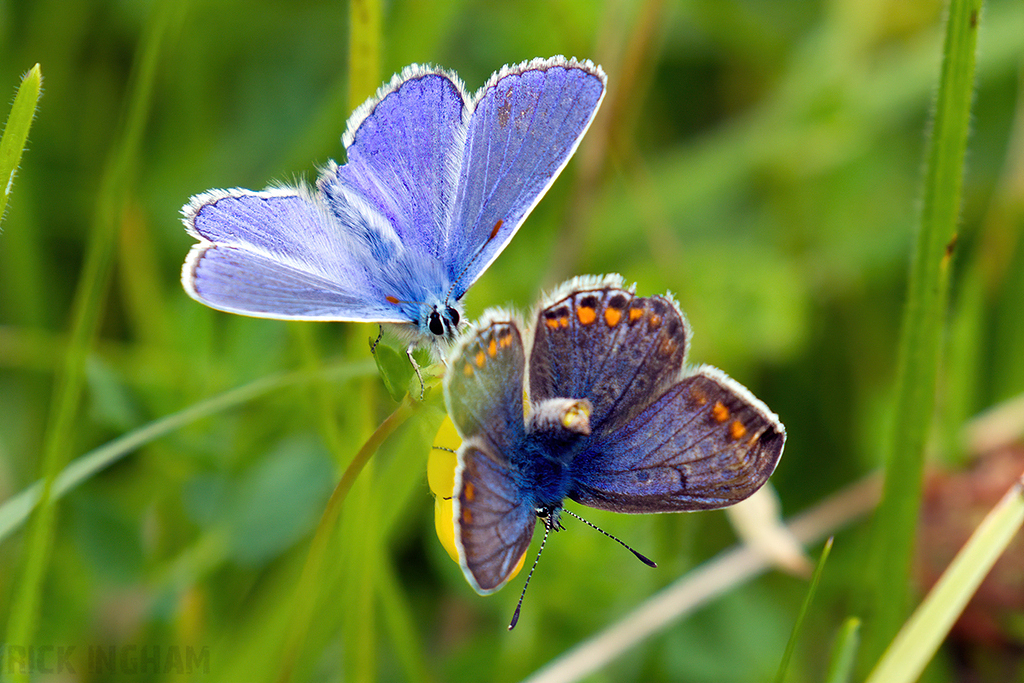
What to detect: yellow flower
<box><xmin>428</xmin><ymin>417</ymin><xmax>462</xmax><ymax>563</ymax></box>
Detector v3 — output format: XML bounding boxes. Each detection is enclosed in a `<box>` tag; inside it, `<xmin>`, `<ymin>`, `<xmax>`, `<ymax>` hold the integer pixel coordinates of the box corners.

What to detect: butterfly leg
<box><xmin>369</xmin><ymin>324</ymin><xmax>384</xmax><ymax>354</ymax></box>
<box><xmin>406</xmin><ymin>343</ymin><xmax>425</xmax><ymax>400</ymax></box>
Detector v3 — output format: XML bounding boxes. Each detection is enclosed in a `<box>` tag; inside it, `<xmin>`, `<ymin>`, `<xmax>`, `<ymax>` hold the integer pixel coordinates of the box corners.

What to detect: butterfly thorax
<box><xmin>517</xmin><ymin>398</ymin><xmax>594</xmax><ymax>509</ymax></box>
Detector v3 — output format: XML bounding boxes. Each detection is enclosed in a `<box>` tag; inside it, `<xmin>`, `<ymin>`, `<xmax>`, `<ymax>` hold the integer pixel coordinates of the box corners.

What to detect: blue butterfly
<box><xmin>180</xmin><ymin>57</ymin><xmax>606</xmax><ymax>370</ymax></box>
<box><xmin>444</xmin><ymin>276</ymin><xmax>785</xmax><ymax>624</ymax></box>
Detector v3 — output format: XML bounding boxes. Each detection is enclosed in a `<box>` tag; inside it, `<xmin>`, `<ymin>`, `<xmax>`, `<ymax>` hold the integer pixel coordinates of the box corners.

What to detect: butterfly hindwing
<box><xmin>453</xmin><ymin>440</ymin><xmax>536</xmax><ymax>594</ymax></box>
<box><xmin>569</xmin><ymin>366</ymin><xmax>785</xmax><ymax>513</ymax></box>
<box><xmin>448</xmin><ymin>58</ymin><xmax>606</xmax><ymax>297</ymax></box>
<box><xmin>182</xmin><ymin>189</ymin><xmax>402</xmax><ymax>321</ymax></box>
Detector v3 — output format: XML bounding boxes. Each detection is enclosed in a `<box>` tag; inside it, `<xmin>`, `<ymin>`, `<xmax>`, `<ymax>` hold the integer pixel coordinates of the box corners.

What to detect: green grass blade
<box><xmin>0</xmin><ymin>360</ymin><xmax>372</xmax><ymax>545</ymax></box>
<box><xmin>277</xmin><ymin>396</ymin><xmax>419</xmax><ymax>683</ymax></box>
<box><xmin>860</xmin><ymin>0</ymin><xmax>982</xmax><ymax>663</ymax></box>
<box><xmin>348</xmin><ymin>0</ymin><xmax>382</xmax><ymax>107</ymax></box>
<box><xmin>824</xmin><ymin>618</ymin><xmax>861</xmax><ymax>683</ymax></box>
<box><xmin>864</xmin><ymin>471</ymin><xmax>1024</xmax><ymax>683</ymax></box>
<box><xmin>343</xmin><ymin>7</ymin><xmax>382</xmax><ymax>682</ymax></box>
<box><xmin>378</xmin><ymin>550</ymin><xmax>433</xmax><ymax>683</ymax></box>
<box><xmin>773</xmin><ymin>537</ymin><xmax>833</xmax><ymax>683</ymax></box>
<box><xmin>2</xmin><ymin>5</ymin><xmax>185</xmax><ymax>669</ymax></box>
<box><xmin>0</xmin><ymin>64</ymin><xmax>42</xmax><ymax>227</ymax></box>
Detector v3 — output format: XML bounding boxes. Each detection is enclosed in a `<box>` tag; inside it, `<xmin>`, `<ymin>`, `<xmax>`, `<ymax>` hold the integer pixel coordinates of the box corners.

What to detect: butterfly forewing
<box><xmin>324</xmin><ymin>68</ymin><xmax>467</xmax><ymax>257</ymax></box>
<box><xmin>569</xmin><ymin>367</ymin><xmax>785</xmax><ymax>513</ymax></box>
<box><xmin>448</xmin><ymin>58</ymin><xmax>606</xmax><ymax>296</ymax></box>
<box><xmin>530</xmin><ymin>279</ymin><xmax>689</xmax><ymax>434</ymax></box>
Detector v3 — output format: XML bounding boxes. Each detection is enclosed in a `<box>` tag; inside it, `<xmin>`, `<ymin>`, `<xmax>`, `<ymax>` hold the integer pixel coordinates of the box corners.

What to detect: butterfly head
<box><xmin>419</xmin><ymin>301</ymin><xmax>464</xmax><ymax>344</ymax></box>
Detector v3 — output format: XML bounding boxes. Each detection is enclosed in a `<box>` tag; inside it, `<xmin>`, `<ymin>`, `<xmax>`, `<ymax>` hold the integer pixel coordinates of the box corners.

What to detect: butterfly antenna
<box><xmin>509</xmin><ymin>513</ymin><xmax>553</xmax><ymax>631</ymax></box>
<box><xmin>561</xmin><ymin>508</ymin><xmax>657</xmax><ymax>568</ymax></box>
<box><xmin>445</xmin><ymin>219</ymin><xmax>504</xmax><ymax>305</ymax></box>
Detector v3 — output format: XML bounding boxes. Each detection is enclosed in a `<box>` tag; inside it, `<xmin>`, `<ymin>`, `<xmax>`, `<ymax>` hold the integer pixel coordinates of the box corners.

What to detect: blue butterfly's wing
<box><xmin>445</xmin><ymin>318</ymin><xmax>534</xmax><ymax>593</ymax></box>
<box><xmin>446</xmin><ymin>57</ymin><xmax>607</xmax><ymax>297</ymax></box>
<box><xmin>529</xmin><ymin>276</ymin><xmax>689</xmax><ymax>433</ymax></box>
<box><xmin>183</xmin><ymin>66</ymin><xmax>471</xmax><ymax>325</ymax></box>
<box><xmin>569</xmin><ymin>367</ymin><xmax>785</xmax><ymax>513</ymax></box>
<box><xmin>453</xmin><ymin>441</ymin><xmax>536</xmax><ymax>594</ymax></box>
<box><xmin>181</xmin><ymin>188</ymin><xmax>405</xmax><ymax>322</ymax></box>
<box><xmin>320</xmin><ymin>65</ymin><xmax>467</xmax><ymax>259</ymax></box>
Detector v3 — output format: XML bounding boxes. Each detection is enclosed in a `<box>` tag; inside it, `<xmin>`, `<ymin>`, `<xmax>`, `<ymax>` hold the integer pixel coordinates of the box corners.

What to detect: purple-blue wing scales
<box><xmin>181</xmin><ymin>188</ymin><xmax>404</xmax><ymax>322</ymax></box>
<box><xmin>447</xmin><ymin>57</ymin><xmax>606</xmax><ymax>296</ymax></box>
<box><xmin>569</xmin><ymin>367</ymin><xmax>785</xmax><ymax>513</ymax></box>
<box><xmin>319</xmin><ymin>66</ymin><xmax>468</xmax><ymax>259</ymax></box>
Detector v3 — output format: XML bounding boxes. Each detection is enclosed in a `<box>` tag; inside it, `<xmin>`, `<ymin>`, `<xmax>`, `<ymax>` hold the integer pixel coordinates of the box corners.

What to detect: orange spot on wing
<box><xmin>462</xmin><ymin>507</ymin><xmax>474</xmax><ymax>524</ymax></box>
<box><xmin>649</xmin><ymin>314</ymin><xmax>662</xmax><ymax>328</ymax></box>
<box><xmin>475</xmin><ymin>351</ymin><xmax>486</xmax><ymax>368</ymax></box>
<box><xmin>463</xmin><ymin>363</ymin><xmax>474</xmax><ymax>377</ymax></box>
<box><xmin>386</xmin><ymin>295</ymin><xmax>400</xmax><ymax>304</ymax></box>
<box><xmin>545</xmin><ymin>317</ymin><xmax>560</xmax><ymax>329</ymax></box>
<box><xmin>605</xmin><ymin>308</ymin><xmax>622</xmax><ymax>327</ymax></box>
<box><xmin>712</xmin><ymin>401</ymin><xmax>730</xmax><ymax>422</ymax></box>
<box><xmin>729</xmin><ymin>420</ymin><xmax>747</xmax><ymax>440</ymax></box>
<box><xmin>499</xmin><ymin>333</ymin><xmax>513</xmax><ymax>347</ymax></box>
<box><xmin>628</xmin><ymin>307</ymin><xmax>644</xmax><ymax>323</ymax></box>
<box><xmin>559</xmin><ymin>315</ymin><xmax>570</xmax><ymax>328</ymax></box>
<box><xmin>464</xmin><ymin>482</ymin><xmax>476</xmax><ymax>501</ymax></box>
<box><xmin>488</xmin><ymin>338</ymin><xmax>497</xmax><ymax>357</ymax></box>
<box><xmin>577</xmin><ymin>306</ymin><xmax>596</xmax><ymax>324</ymax></box>
<box><xmin>690</xmin><ymin>386</ymin><xmax>708</xmax><ymax>406</ymax></box>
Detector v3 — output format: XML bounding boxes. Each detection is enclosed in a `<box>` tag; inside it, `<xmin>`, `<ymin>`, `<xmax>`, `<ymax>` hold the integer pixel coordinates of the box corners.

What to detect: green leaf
<box><xmin>373</xmin><ymin>341</ymin><xmax>416</xmax><ymax>402</ymax></box>
<box><xmin>860</xmin><ymin>0</ymin><xmax>982</xmax><ymax>664</ymax></box>
<box><xmin>226</xmin><ymin>436</ymin><xmax>335</xmax><ymax>566</ymax></box>
<box><xmin>0</xmin><ymin>64</ymin><xmax>42</xmax><ymax>226</ymax></box>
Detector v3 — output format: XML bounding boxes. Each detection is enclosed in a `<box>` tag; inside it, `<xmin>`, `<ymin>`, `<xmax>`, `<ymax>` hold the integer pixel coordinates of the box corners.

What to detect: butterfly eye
<box><xmin>428</xmin><ymin>312</ymin><xmax>445</xmax><ymax>336</ymax></box>
<box><xmin>447</xmin><ymin>307</ymin><xmax>460</xmax><ymax>327</ymax></box>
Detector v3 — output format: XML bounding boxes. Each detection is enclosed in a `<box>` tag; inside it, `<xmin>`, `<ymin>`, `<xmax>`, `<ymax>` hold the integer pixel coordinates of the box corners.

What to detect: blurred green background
<box><xmin>1</xmin><ymin>0</ymin><xmax>1023</xmax><ymax>681</ymax></box>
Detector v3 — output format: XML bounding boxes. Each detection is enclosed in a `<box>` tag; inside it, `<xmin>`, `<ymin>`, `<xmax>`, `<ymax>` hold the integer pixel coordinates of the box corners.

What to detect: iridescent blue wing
<box><xmin>181</xmin><ymin>188</ymin><xmax>406</xmax><ymax>322</ymax></box>
<box><xmin>444</xmin><ymin>317</ymin><xmax>534</xmax><ymax>593</ymax></box>
<box><xmin>446</xmin><ymin>57</ymin><xmax>606</xmax><ymax>297</ymax></box>
<box><xmin>319</xmin><ymin>65</ymin><xmax>467</xmax><ymax>258</ymax></box>
<box><xmin>528</xmin><ymin>276</ymin><xmax>689</xmax><ymax>434</ymax></box>
<box><xmin>453</xmin><ymin>441</ymin><xmax>536</xmax><ymax>594</ymax></box>
<box><xmin>569</xmin><ymin>367</ymin><xmax>785</xmax><ymax>513</ymax></box>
